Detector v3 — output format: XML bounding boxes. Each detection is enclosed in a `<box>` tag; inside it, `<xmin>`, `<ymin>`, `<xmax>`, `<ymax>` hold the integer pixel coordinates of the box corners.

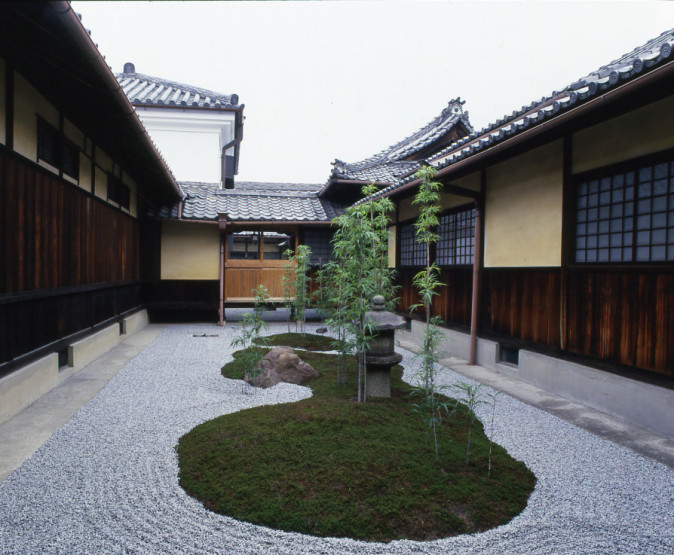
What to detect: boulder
<box><xmin>245</xmin><ymin>347</ymin><xmax>318</xmax><ymax>388</ymax></box>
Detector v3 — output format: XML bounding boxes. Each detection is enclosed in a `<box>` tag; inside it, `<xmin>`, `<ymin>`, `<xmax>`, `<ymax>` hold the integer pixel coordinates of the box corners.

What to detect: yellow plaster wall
<box><xmin>94</xmin><ymin>166</ymin><xmax>107</xmax><ymax>200</ymax></box>
<box><xmin>95</xmin><ymin>147</ymin><xmax>113</xmax><ymax>172</ymax></box>
<box><xmin>399</xmin><ymin>171</ymin><xmax>481</xmax><ymax>219</ymax></box>
<box><xmin>13</xmin><ymin>73</ymin><xmax>58</xmax><ymax>162</ymax></box>
<box><xmin>122</xmin><ymin>173</ymin><xmax>138</xmax><ymax>217</ymax></box>
<box><xmin>79</xmin><ymin>154</ymin><xmax>92</xmax><ymax>192</ymax></box>
<box><xmin>573</xmin><ymin>95</ymin><xmax>674</xmax><ymax>173</ymax></box>
<box><xmin>448</xmin><ymin>171</ymin><xmax>481</xmax><ymax>192</ymax></box>
<box><xmin>439</xmin><ymin>193</ymin><xmax>471</xmax><ymax>210</ymax></box>
<box><xmin>161</xmin><ymin>221</ymin><xmax>220</xmax><ymax>280</ymax></box>
<box><xmin>398</xmin><ymin>197</ymin><xmax>417</xmax><ymax>222</ymax></box>
<box><xmin>387</xmin><ymin>226</ymin><xmax>396</xmax><ymax>268</ymax></box>
<box><xmin>485</xmin><ymin>140</ymin><xmax>563</xmax><ymax>267</ymax></box>
<box><xmin>0</xmin><ymin>57</ymin><xmax>5</xmax><ymax>145</ymax></box>
<box><xmin>63</xmin><ymin>118</ymin><xmax>84</xmax><ymax>149</ymax></box>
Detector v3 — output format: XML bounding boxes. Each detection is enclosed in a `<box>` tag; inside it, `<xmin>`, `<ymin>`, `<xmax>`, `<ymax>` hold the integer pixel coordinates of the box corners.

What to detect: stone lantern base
<box><xmin>365</xmin><ymin>353</ymin><xmax>403</xmax><ymax>398</ymax></box>
<box><xmin>360</xmin><ymin>295</ymin><xmax>407</xmax><ymax>399</ymax></box>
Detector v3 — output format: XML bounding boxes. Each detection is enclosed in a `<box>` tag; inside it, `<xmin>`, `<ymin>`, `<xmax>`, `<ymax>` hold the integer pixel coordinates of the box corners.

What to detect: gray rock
<box><xmin>246</xmin><ymin>347</ymin><xmax>318</xmax><ymax>388</ymax></box>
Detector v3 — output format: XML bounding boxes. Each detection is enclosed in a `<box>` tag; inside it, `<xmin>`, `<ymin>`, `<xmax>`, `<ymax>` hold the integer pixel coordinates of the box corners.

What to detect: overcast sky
<box><xmin>73</xmin><ymin>1</ymin><xmax>674</xmax><ymax>184</ymax></box>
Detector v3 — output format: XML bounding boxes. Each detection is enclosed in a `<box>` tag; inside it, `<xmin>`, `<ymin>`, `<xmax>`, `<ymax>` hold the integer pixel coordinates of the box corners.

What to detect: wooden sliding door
<box><xmin>224</xmin><ymin>228</ymin><xmax>297</xmax><ymax>301</ymax></box>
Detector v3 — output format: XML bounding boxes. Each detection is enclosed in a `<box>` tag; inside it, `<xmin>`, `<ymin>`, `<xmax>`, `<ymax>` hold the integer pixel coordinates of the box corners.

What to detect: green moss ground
<box><xmin>254</xmin><ymin>331</ymin><xmax>339</xmax><ymax>351</ymax></box>
<box><xmin>177</xmin><ymin>333</ymin><xmax>535</xmax><ymax>542</ymax></box>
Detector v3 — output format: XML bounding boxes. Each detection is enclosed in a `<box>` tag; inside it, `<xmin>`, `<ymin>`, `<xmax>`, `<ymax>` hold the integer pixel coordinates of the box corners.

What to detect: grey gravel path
<box><xmin>0</xmin><ymin>323</ymin><xmax>672</xmax><ymax>554</ymax></box>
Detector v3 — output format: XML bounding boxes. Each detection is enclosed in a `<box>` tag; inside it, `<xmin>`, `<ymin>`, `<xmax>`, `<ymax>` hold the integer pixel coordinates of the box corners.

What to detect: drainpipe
<box><xmin>469</xmin><ymin>183</ymin><xmax>484</xmax><ymax>365</ymax></box>
<box><xmin>220</xmin><ymin>119</ymin><xmax>243</xmax><ymax>189</ymax></box>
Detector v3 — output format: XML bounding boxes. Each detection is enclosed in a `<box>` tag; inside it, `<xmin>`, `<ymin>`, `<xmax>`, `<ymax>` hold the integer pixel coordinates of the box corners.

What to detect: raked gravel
<box><xmin>0</xmin><ymin>323</ymin><xmax>672</xmax><ymax>554</ymax></box>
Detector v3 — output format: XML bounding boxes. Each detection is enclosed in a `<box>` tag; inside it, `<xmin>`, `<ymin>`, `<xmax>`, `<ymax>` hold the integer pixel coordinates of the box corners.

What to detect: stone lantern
<box><xmin>360</xmin><ymin>295</ymin><xmax>407</xmax><ymax>398</ymax></box>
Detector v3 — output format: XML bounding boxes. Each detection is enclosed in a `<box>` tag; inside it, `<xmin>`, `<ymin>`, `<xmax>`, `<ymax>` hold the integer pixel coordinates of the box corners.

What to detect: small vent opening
<box><xmin>499</xmin><ymin>345</ymin><xmax>519</xmax><ymax>366</ymax></box>
<box><xmin>58</xmin><ymin>349</ymin><xmax>69</xmax><ymax>369</ymax></box>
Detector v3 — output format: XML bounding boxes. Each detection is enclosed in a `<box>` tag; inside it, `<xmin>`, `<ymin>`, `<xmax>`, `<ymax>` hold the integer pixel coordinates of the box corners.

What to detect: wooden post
<box><xmin>218</xmin><ymin>214</ymin><xmax>228</xmax><ymax>325</ymax></box>
<box><xmin>469</xmin><ymin>179</ymin><xmax>485</xmax><ymax>365</ymax></box>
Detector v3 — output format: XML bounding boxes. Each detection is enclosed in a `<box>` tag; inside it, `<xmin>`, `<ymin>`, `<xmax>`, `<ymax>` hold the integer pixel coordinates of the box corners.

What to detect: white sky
<box><xmin>73</xmin><ymin>0</ymin><xmax>674</xmax><ymax>184</ymax></box>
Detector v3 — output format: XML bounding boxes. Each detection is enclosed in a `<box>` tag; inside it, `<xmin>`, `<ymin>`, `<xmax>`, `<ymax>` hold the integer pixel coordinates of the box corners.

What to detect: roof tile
<box><xmin>116</xmin><ymin>66</ymin><xmax>240</xmax><ymax>110</ymax></box>
<box><xmin>155</xmin><ymin>182</ymin><xmax>344</xmax><ymax>222</ymax></box>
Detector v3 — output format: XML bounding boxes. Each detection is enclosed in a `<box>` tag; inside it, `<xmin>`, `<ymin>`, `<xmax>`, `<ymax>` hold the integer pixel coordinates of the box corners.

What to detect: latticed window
<box><xmin>399</xmin><ymin>222</ymin><xmax>427</xmax><ymax>266</ymax></box>
<box><xmin>437</xmin><ymin>207</ymin><xmax>475</xmax><ymax>265</ymax></box>
<box><xmin>303</xmin><ymin>228</ymin><xmax>334</xmax><ymax>265</ymax></box>
<box><xmin>575</xmin><ymin>158</ymin><xmax>674</xmax><ymax>263</ymax></box>
<box><xmin>37</xmin><ymin>119</ymin><xmax>60</xmax><ymax>168</ymax></box>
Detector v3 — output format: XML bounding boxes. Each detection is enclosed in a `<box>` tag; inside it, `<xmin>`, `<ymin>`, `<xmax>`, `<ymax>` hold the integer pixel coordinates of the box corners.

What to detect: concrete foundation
<box><xmin>68</xmin><ymin>324</ymin><xmax>122</xmax><ymax>372</ymax></box>
<box><xmin>122</xmin><ymin>310</ymin><xmax>149</xmax><ymax>336</ymax></box>
<box><xmin>397</xmin><ymin>320</ymin><xmax>674</xmax><ymax>440</ymax></box>
<box><xmin>0</xmin><ymin>354</ymin><xmax>59</xmax><ymax>425</ymax></box>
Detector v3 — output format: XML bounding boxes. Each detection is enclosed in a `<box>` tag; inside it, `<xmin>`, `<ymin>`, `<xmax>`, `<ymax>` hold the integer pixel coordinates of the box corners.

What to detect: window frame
<box><xmin>36</xmin><ymin>117</ymin><xmax>60</xmax><ymax>169</ymax></box>
<box><xmin>303</xmin><ymin>227</ymin><xmax>334</xmax><ymax>266</ymax></box>
<box><xmin>36</xmin><ymin>117</ymin><xmax>80</xmax><ymax>182</ymax></box>
<box><xmin>107</xmin><ymin>173</ymin><xmax>131</xmax><ymax>210</ymax></box>
<box><xmin>436</xmin><ymin>204</ymin><xmax>476</xmax><ymax>267</ymax></box>
<box><xmin>571</xmin><ymin>149</ymin><xmax>674</xmax><ymax>266</ymax></box>
<box><xmin>226</xmin><ymin>229</ymin><xmax>297</xmax><ymax>261</ymax></box>
<box><xmin>399</xmin><ymin>220</ymin><xmax>428</xmax><ymax>267</ymax></box>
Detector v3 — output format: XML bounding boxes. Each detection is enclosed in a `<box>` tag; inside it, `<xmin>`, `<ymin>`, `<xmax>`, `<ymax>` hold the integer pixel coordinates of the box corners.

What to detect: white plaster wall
<box><xmin>135</xmin><ymin>107</ymin><xmax>236</xmax><ymax>183</ymax></box>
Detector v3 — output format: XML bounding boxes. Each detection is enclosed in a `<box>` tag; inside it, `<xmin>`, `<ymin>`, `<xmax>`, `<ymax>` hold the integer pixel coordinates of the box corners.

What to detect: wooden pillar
<box><xmin>218</xmin><ymin>213</ymin><xmax>228</xmax><ymax>325</ymax></box>
<box><xmin>469</xmin><ymin>174</ymin><xmax>485</xmax><ymax>365</ymax></box>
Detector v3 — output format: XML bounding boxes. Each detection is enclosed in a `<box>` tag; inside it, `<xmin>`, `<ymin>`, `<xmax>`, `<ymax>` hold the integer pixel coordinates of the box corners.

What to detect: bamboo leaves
<box><xmin>325</xmin><ymin>184</ymin><xmax>396</xmax><ymax>400</ymax></box>
<box><xmin>410</xmin><ymin>166</ymin><xmax>447</xmax><ymax>459</ymax></box>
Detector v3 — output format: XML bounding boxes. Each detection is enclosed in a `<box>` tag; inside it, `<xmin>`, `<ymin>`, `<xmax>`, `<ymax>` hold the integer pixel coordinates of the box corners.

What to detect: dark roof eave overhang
<box><xmin>131</xmin><ymin>102</ymin><xmax>245</xmax><ymax>114</ymax></box>
<box><xmin>224</xmin><ymin>220</ymin><xmax>335</xmax><ymax>226</ymax></box>
<box><xmin>169</xmin><ymin>216</ymin><xmax>335</xmax><ymax>226</ymax></box>
<box><xmin>318</xmin><ymin>178</ymin><xmax>394</xmax><ymax>197</ymax></box>
<box><xmin>381</xmin><ymin>57</ymin><xmax>674</xmax><ymax>202</ymax></box>
<box><xmin>50</xmin><ymin>2</ymin><xmax>183</xmax><ymax>203</ymax></box>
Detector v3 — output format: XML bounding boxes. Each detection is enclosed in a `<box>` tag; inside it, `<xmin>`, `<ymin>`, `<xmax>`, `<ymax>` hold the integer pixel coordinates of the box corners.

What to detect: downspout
<box><xmin>220</xmin><ymin>114</ymin><xmax>244</xmax><ymax>189</ymax></box>
<box><xmin>469</xmin><ymin>174</ymin><xmax>485</xmax><ymax>365</ymax></box>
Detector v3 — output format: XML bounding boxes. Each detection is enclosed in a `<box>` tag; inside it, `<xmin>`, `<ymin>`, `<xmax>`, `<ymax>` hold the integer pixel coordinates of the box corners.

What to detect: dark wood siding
<box><xmin>563</xmin><ymin>269</ymin><xmax>674</xmax><ymax>375</ymax></box>
<box><xmin>1</xmin><ymin>148</ymin><xmax>139</xmax><ymax>292</ymax></box>
<box><xmin>0</xmin><ymin>148</ymin><xmax>142</xmax><ymax>374</ymax></box>
<box><xmin>397</xmin><ymin>267</ymin><xmax>473</xmax><ymax>328</ymax></box>
<box><xmin>480</xmin><ymin>269</ymin><xmax>562</xmax><ymax>348</ymax></box>
<box><xmin>396</xmin><ymin>263</ymin><xmax>673</xmax><ymax>377</ymax></box>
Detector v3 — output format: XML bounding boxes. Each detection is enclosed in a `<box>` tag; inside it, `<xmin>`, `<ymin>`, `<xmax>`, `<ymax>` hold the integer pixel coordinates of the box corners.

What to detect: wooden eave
<box><xmin>0</xmin><ymin>1</ymin><xmax>182</xmax><ymax>206</ymax></box>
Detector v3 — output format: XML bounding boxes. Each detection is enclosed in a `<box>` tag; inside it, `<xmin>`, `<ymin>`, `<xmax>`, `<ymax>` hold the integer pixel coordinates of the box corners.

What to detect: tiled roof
<box><xmin>365</xmin><ymin>27</ymin><xmax>674</xmax><ymax>202</ymax></box>
<box><xmin>330</xmin><ymin>159</ymin><xmax>421</xmax><ymax>184</ymax></box>
<box><xmin>157</xmin><ymin>182</ymin><xmax>344</xmax><ymax>222</ymax></box>
<box><xmin>223</xmin><ymin>181</ymin><xmax>322</xmax><ymax>194</ymax></box>
<box><xmin>116</xmin><ymin>64</ymin><xmax>240</xmax><ymax>109</ymax></box>
<box><xmin>328</xmin><ymin>98</ymin><xmax>472</xmax><ymax>184</ymax></box>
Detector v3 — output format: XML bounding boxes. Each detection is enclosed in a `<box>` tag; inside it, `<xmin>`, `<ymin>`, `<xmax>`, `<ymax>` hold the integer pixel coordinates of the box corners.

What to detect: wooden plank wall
<box><xmin>564</xmin><ymin>269</ymin><xmax>674</xmax><ymax>375</ymax></box>
<box><xmin>0</xmin><ymin>283</ymin><xmax>141</xmax><ymax>371</ymax></box>
<box><xmin>397</xmin><ymin>267</ymin><xmax>473</xmax><ymax>328</ymax></box>
<box><xmin>480</xmin><ymin>269</ymin><xmax>562</xmax><ymax>348</ymax></box>
<box><xmin>0</xmin><ymin>148</ymin><xmax>142</xmax><ymax>371</ymax></box>
<box><xmin>396</xmin><ymin>264</ymin><xmax>673</xmax><ymax>377</ymax></box>
<box><xmin>0</xmin><ymin>149</ymin><xmax>139</xmax><ymax>292</ymax></box>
